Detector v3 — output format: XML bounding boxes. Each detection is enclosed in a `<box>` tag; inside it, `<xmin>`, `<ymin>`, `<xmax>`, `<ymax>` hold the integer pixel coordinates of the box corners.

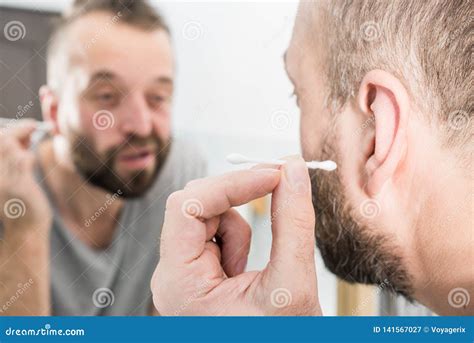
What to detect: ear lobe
<box><xmin>357</xmin><ymin>70</ymin><xmax>410</xmax><ymax>196</ymax></box>
<box><xmin>39</xmin><ymin>85</ymin><xmax>59</xmax><ymax>135</ymax></box>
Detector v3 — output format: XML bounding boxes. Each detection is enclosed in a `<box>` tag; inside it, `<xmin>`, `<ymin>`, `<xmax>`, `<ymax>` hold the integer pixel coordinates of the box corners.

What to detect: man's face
<box><xmin>54</xmin><ymin>12</ymin><xmax>174</xmax><ymax>197</ymax></box>
<box><xmin>285</xmin><ymin>3</ymin><xmax>413</xmax><ymax>298</ymax></box>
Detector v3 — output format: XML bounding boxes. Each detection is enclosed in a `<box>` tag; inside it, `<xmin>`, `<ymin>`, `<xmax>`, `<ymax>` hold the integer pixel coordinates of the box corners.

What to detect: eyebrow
<box><xmin>153</xmin><ymin>76</ymin><xmax>173</xmax><ymax>87</ymax></box>
<box><xmin>88</xmin><ymin>70</ymin><xmax>174</xmax><ymax>87</ymax></box>
<box><xmin>89</xmin><ymin>70</ymin><xmax>118</xmax><ymax>84</ymax></box>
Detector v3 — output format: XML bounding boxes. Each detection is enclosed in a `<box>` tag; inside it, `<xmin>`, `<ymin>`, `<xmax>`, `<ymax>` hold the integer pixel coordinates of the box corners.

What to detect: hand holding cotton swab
<box><xmin>0</xmin><ymin>118</ymin><xmax>53</xmax><ymax>133</ymax></box>
<box><xmin>226</xmin><ymin>153</ymin><xmax>337</xmax><ymax>171</ymax></box>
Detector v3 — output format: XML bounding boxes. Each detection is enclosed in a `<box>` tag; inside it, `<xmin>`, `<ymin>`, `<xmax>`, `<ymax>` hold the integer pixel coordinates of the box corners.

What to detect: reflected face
<box><xmin>284</xmin><ymin>3</ymin><xmax>413</xmax><ymax>298</ymax></box>
<box><xmin>55</xmin><ymin>12</ymin><xmax>174</xmax><ymax>197</ymax></box>
<box><xmin>71</xmin><ymin>131</ymin><xmax>170</xmax><ymax>198</ymax></box>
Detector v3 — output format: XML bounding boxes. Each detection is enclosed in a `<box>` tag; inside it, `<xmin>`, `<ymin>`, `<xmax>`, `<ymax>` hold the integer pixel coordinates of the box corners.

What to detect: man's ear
<box><xmin>357</xmin><ymin>70</ymin><xmax>410</xmax><ymax>196</ymax></box>
<box><xmin>39</xmin><ymin>85</ymin><xmax>60</xmax><ymax>135</ymax></box>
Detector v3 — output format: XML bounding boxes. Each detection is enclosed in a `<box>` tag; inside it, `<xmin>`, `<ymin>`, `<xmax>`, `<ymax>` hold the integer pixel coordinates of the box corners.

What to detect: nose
<box><xmin>119</xmin><ymin>92</ymin><xmax>153</xmax><ymax>137</ymax></box>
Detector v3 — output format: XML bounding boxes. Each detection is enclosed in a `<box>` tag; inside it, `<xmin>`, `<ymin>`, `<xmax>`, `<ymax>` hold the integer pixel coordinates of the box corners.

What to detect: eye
<box><xmin>94</xmin><ymin>92</ymin><xmax>119</xmax><ymax>107</ymax></box>
<box><xmin>148</xmin><ymin>94</ymin><xmax>170</xmax><ymax>110</ymax></box>
<box><xmin>152</xmin><ymin>95</ymin><xmax>165</xmax><ymax>102</ymax></box>
<box><xmin>98</xmin><ymin>93</ymin><xmax>113</xmax><ymax>101</ymax></box>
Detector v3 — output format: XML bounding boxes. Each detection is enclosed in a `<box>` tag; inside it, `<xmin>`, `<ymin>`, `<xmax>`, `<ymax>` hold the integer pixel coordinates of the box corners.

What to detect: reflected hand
<box><xmin>0</xmin><ymin>120</ymin><xmax>51</xmax><ymax>231</ymax></box>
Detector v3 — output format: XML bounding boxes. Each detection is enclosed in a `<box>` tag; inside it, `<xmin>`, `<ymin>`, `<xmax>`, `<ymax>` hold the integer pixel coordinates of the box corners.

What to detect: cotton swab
<box><xmin>226</xmin><ymin>153</ymin><xmax>337</xmax><ymax>171</ymax></box>
<box><xmin>0</xmin><ymin>118</ymin><xmax>54</xmax><ymax>133</ymax></box>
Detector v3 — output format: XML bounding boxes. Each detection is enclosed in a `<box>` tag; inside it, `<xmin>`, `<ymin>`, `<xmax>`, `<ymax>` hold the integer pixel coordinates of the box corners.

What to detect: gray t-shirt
<box><xmin>34</xmin><ymin>138</ymin><xmax>206</xmax><ymax>315</ymax></box>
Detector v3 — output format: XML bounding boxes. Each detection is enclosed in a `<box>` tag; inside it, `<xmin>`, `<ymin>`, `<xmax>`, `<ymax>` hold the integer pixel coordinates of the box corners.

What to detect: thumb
<box><xmin>269</xmin><ymin>156</ymin><xmax>316</xmax><ymax>270</ymax></box>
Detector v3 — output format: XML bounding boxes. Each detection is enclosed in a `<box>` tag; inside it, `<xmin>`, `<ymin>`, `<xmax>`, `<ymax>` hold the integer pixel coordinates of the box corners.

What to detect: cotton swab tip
<box><xmin>306</xmin><ymin>160</ymin><xmax>338</xmax><ymax>171</ymax></box>
<box><xmin>225</xmin><ymin>153</ymin><xmax>249</xmax><ymax>164</ymax></box>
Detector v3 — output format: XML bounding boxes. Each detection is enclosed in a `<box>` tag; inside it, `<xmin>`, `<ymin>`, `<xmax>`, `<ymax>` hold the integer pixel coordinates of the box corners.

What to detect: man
<box><xmin>0</xmin><ymin>0</ymin><xmax>205</xmax><ymax>315</ymax></box>
<box><xmin>151</xmin><ymin>0</ymin><xmax>473</xmax><ymax>315</ymax></box>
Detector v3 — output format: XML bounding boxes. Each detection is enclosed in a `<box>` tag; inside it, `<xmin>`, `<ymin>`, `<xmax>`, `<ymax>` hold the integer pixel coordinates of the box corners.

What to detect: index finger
<box><xmin>160</xmin><ymin>168</ymin><xmax>280</xmax><ymax>264</ymax></box>
<box><xmin>0</xmin><ymin>119</ymin><xmax>37</xmax><ymax>143</ymax></box>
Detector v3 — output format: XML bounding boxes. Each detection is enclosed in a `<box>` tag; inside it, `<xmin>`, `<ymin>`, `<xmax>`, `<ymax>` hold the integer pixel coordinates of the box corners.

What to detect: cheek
<box><xmin>80</xmin><ymin>111</ymin><xmax>95</xmax><ymax>132</ymax></box>
<box><xmin>153</xmin><ymin>113</ymin><xmax>171</xmax><ymax>141</ymax></box>
<box><xmin>300</xmin><ymin>115</ymin><xmax>318</xmax><ymax>159</ymax></box>
<box><xmin>73</xmin><ymin>108</ymin><xmax>120</xmax><ymax>154</ymax></box>
<box><xmin>91</xmin><ymin>131</ymin><xmax>118</xmax><ymax>155</ymax></box>
<box><xmin>299</xmin><ymin>104</ymin><xmax>332</xmax><ymax>161</ymax></box>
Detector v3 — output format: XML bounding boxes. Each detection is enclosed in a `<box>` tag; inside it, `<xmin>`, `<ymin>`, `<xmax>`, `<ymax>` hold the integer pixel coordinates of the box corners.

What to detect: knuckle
<box><xmin>165</xmin><ymin>190</ymin><xmax>185</xmax><ymax>209</ymax></box>
<box><xmin>222</xmin><ymin>177</ymin><xmax>234</xmax><ymax>193</ymax></box>
<box><xmin>221</xmin><ymin>178</ymin><xmax>234</xmax><ymax>204</ymax></box>
<box><xmin>184</xmin><ymin>178</ymin><xmax>203</xmax><ymax>190</ymax></box>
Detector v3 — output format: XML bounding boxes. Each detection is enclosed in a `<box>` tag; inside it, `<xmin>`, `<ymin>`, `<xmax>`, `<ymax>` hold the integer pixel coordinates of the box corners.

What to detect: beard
<box><xmin>309</xmin><ymin>135</ymin><xmax>414</xmax><ymax>301</ymax></box>
<box><xmin>70</xmin><ymin>131</ymin><xmax>171</xmax><ymax>198</ymax></box>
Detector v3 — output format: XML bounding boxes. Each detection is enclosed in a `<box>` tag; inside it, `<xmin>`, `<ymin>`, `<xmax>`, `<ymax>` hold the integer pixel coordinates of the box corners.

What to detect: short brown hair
<box><xmin>59</xmin><ymin>0</ymin><xmax>169</xmax><ymax>32</ymax></box>
<box><xmin>47</xmin><ymin>0</ymin><xmax>169</xmax><ymax>91</ymax></box>
<box><xmin>315</xmin><ymin>0</ymin><xmax>473</xmax><ymax>148</ymax></box>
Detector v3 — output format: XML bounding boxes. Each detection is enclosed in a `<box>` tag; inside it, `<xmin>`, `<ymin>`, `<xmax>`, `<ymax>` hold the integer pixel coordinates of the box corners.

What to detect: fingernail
<box><xmin>285</xmin><ymin>159</ymin><xmax>309</xmax><ymax>192</ymax></box>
